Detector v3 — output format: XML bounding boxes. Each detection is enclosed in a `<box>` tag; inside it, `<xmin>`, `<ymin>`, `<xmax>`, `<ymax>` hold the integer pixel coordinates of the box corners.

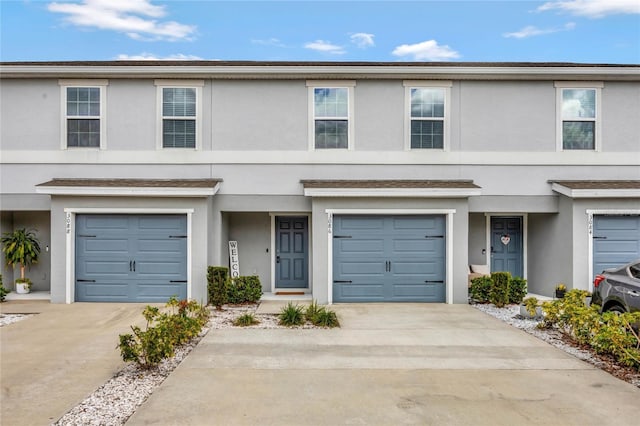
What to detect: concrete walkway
<box><xmin>0</xmin><ymin>301</ymin><xmax>149</xmax><ymax>426</ymax></box>
<box><xmin>128</xmin><ymin>303</ymin><xmax>640</xmax><ymax>425</ymax></box>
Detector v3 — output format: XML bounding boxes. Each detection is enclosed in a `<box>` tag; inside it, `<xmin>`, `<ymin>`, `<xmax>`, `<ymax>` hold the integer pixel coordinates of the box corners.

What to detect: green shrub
<box><xmin>234</xmin><ymin>313</ymin><xmax>260</xmax><ymax>327</ymax></box>
<box><xmin>117</xmin><ymin>298</ymin><xmax>209</xmax><ymax>369</ymax></box>
<box><xmin>310</xmin><ymin>308</ymin><xmax>340</xmax><ymax>328</ymax></box>
<box><xmin>208</xmin><ymin>266</ymin><xmax>229</xmax><ymax>309</ymax></box>
<box><xmin>227</xmin><ymin>276</ymin><xmax>262</xmax><ymax>304</ymax></box>
<box><xmin>278</xmin><ymin>302</ymin><xmax>305</xmax><ymax>326</ymax></box>
<box><xmin>305</xmin><ymin>300</ymin><xmax>322</xmax><ymax>320</ymax></box>
<box><xmin>508</xmin><ymin>276</ymin><xmax>527</xmax><ymax>304</ymax></box>
<box><xmin>522</xmin><ymin>297</ymin><xmax>539</xmax><ymax>317</ymax></box>
<box><xmin>490</xmin><ymin>271</ymin><xmax>511</xmax><ymax>307</ymax></box>
<box><xmin>469</xmin><ymin>276</ymin><xmax>493</xmax><ymax>303</ymax></box>
<box><xmin>541</xmin><ymin>289</ymin><xmax>640</xmax><ymax>370</ymax></box>
<box><xmin>304</xmin><ymin>300</ymin><xmax>340</xmax><ymax>328</ymax></box>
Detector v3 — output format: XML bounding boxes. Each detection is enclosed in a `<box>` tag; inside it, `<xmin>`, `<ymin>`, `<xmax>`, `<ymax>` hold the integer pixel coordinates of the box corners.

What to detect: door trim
<box><xmin>269</xmin><ymin>213</ymin><xmax>312</xmax><ymax>295</ymax></box>
<box><xmin>586</xmin><ymin>209</ymin><xmax>640</xmax><ymax>292</ymax></box>
<box><xmin>325</xmin><ymin>209</ymin><xmax>456</xmax><ymax>305</ymax></box>
<box><xmin>485</xmin><ymin>214</ymin><xmax>528</xmax><ymax>280</ymax></box>
<box><xmin>64</xmin><ymin>208</ymin><xmax>194</xmax><ymax>304</ymax></box>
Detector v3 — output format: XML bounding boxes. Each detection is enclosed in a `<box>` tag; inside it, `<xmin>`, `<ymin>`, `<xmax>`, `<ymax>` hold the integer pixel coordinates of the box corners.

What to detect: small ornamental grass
<box><xmin>278</xmin><ymin>302</ymin><xmax>306</xmax><ymax>326</ymax></box>
<box><xmin>277</xmin><ymin>300</ymin><xmax>340</xmax><ymax>328</ymax></box>
<box><xmin>234</xmin><ymin>313</ymin><xmax>260</xmax><ymax>327</ymax></box>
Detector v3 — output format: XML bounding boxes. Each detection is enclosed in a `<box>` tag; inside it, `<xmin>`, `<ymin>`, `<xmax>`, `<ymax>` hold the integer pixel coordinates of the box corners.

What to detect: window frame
<box><xmin>59</xmin><ymin>79</ymin><xmax>108</xmax><ymax>150</ymax></box>
<box><xmin>555</xmin><ymin>81</ymin><xmax>603</xmax><ymax>152</ymax></box>
<box><xmin>307</xmin><ymin>80</ymin><xmax>355</xmax><ymax>151</ymax></box>
<box><xmin>403</xmin><ymin>81</ymin><xmax>452</xmax><ymax>151</ymax></box>
<box><xmin>155</xmin><ymin>79</ymin><xmax>204</xmax><ymax>150</ymax></box>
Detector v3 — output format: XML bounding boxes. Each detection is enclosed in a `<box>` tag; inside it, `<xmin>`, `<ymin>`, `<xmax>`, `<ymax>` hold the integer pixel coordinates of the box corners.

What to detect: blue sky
<box><xmin>1</xmin><ymin>0</ymin><xmax>639</xmax><ymax>63</ymax></box>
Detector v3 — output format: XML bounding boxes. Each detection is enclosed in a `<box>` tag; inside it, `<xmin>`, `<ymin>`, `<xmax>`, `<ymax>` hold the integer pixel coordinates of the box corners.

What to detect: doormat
<box><xmin>275</xmin><ymin>291</ymin><xmax>305</xmax><ymax>295</ymax></box>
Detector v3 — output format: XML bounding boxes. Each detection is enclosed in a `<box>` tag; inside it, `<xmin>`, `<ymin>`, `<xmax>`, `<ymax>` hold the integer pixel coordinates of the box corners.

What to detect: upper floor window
<box><xmin>59</xmin><ymin>80</ymin><xmax>108</xmax><ymax>149</ymax></box>
<box><xmin>555</xmin><ymin>82</ymin><xmax>602</xmax><ymax>151</ymax></box>
<box><xmin>404</xmin><ymin>81</ymin><xmax>451</xmax><ymax>150</ymax></box>
<box><xmin>155</xmin><ymin>80</ymin><xmax>203</xmax><ymax>149</ymax></box>
<box><xmin>307</xmin><ymin>81</ymin><xmax>355</xmax><ymax>150</ymax></box>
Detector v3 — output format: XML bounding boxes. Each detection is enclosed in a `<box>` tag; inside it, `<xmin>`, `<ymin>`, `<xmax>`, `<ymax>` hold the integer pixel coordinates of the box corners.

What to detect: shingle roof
<box><xmin>37</xmin><ymin>178</ymin><xmax>222</xmax><ymax>188</ymax></box>
<box><xmin>301</xmin><ymin>179</ymin><xmax>480</xmax><ymax>189</ymax></box>
<box><xmin>549</xmin><ymin>180</ymin><xmax>640</xmax><ymax>190</ymax></box>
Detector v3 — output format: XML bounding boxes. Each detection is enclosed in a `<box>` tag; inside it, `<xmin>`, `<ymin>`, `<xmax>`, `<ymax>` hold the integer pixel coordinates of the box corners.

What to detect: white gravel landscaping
<box><xmin>0</xmin><ymin>313</ymin><xmax>33</xmax><ymax>327</ymax></box>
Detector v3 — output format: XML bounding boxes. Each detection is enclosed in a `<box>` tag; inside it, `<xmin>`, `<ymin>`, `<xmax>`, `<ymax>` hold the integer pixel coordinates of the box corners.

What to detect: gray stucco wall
<box><xmin>468</xmin><ymin>213</ymin><xmax>487</xmax><ymax>265</ymax></box>
<box><xmin>527</xmin><ymin>198</ymin><xmax>574</xmax><ymax>296</ymax></box>
<box><xmin>227</xmin><ymin>212</ymin><xmax>272</xmax><ymax>292</ymax></box>
<box><xmin>48</xmin><ymin>196</ymin><xmax>209</xmax><ymax>303</ymax></box>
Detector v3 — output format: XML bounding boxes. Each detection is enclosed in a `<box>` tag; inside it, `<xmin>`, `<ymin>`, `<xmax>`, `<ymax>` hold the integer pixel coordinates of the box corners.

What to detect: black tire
<box><xmin>605</xmin><ymin>304</ymin><xmax>627</xmax><ymax>314</ymax></box>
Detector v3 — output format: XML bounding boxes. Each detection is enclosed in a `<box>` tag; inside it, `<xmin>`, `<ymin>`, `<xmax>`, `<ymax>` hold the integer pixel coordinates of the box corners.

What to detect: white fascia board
<box><xmin>36</xmin><ymin>183</ymin><xmax>220</xmax><ymax>197</ymax></box>
<box><xmin>3</xmin><ymin>65</ymin><xmax>640</xmax><ymax>80</ymax></box>
<box><xmin>551</xmin><ymin>183</ymin><xmax>640</xmax><ymax>198</ymax></box>
<box><xmin>304</xmin><ymin>187</ymin><xmax>481</xmax><ymax>197</ymax></box>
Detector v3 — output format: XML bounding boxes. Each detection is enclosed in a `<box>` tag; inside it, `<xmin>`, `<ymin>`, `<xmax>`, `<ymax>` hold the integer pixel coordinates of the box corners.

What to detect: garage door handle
<box><xmin>78</xmin><ymin>234</ymin><xmax>96</xmax><ymax>238</ymax></box>
<box><xmin>425</xmin><ymin>280</ymin><xmax>444</xmax><ymax>284</ymax></box>
<box><xmin>77</xmin><ymin>279</ymin><xmax>96</xmax><ymax>282</ymax></box>
<box><xmin>169</xmin><ymin>235</ymin><xmax>187</xmax><ymax>238</ymax></box>
<box><xmin>593</xmin><ymin>236</ymin><xmax>607</xmax><ymax>240</ymax></box>
<box><xmin>425</xmin><ymin>235</ymin><xmax>444</xmax><ymax>239</ymax></box>
<box><xmin>333</xmin><ymin>280</ymin><xmax>352</xmax><ymax>283</ymax></box>
<box><xmin>170</xmin><ymin>280</ymin><xmax>188</xmax><ymax>283</ymax></box>
<box><xmin>333</xmin><ymin>235</ymin><xmax>352</xmax><ymax>239</ymax></box>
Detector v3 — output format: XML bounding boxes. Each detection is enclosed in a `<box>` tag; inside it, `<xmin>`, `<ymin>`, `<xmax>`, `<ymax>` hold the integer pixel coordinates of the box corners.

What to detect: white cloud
<box><xmin>304</xmin><ymin>40</ymin><xmax>346</xmax><ymax>55</ymax></box>
<box><xmin>48</xmin><ymin>0</ymin><xmax>196</xmax><ymax>41</ymax></box>
<box><xmin>538</xmin><ymin>0</ymin><xmax>640</xmax><ymax>18</ymax></box>
<box><xmin>503</xmin><ymin>22</ymin><xmax>576</xmax><ymax>39</ymax></box>
<box><xmin>350</xmin><ymin>33</ymin><xmax>375</xmax><ymax>48</ymax></box>
<box><xmin>115</xmin><ymin>53</ymin><xmax>203</xmax><ymax>60</ymax></box>
<box><xmin>251</xmin><ymin>38</ymin><xmax>287</xmax><ymax>48</ymax></box>
<box><xmin>391</xmin><ymin>40</ymin><xmax>460</xmax><ymax>61</ymax></box>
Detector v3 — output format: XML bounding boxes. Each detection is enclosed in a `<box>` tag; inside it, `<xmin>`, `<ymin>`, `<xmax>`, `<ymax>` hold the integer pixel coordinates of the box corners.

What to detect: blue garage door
<box><xmin>76</xmin><ymin>214</ymin><xmax>188</xmax><ymax>302</ymax></box>
<box><xmin>333</xmin><ymin>215</ymin><xmax>446</xmax><ymax>303</ymax></box>
<box><xmin>593</xmin><ymin>215</ymin><xmax>640</xmax><ymax>278</ymax></box>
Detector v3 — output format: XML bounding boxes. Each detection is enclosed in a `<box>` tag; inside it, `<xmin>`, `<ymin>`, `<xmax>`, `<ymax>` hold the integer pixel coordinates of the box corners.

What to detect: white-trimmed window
<box><xmin>59</xmin><ymin>80</ymin><xmax>108</xmax><ymax>149</ymax></box>
<box><xmin>555</xmin><ymin>82</ymin><xmax>603</xmax><ymax>151</ymax></box>
<box><xmin>307</xmin><ymin>81</ymin><xmax>355</xmax><ymax>150</ymax></box>
<box><xmin>404</xmin><ymin>81</ymin><xmax>451</xmax><ymax>150</ymax></box>
<box><xmin>155</xmin><ymin>80</ymin><xmax>203</xmax><ymax>149</ymax></box>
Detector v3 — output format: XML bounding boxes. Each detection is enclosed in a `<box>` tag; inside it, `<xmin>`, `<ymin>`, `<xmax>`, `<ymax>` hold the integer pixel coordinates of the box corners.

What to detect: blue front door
<box><xmin>490</xmin><ymin>217</ymin><xmax>523</xmax><ymax>278</ymax></box>
<box><xmin>75</xmin><ymin>214</ymin><xmax>188</xmax><ymax>302</ymax></box>
<box><xmin>275</xmin><ymin>216</ymin><xmax>309</xmax><ymax>289</ymax></box>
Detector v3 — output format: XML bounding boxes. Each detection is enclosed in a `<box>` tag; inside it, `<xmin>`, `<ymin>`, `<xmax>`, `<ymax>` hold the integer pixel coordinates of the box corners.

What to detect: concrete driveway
<box><xmin>128</xmin><ymin>303</ymin><xmax>640</xmax><ymax>426</ymax></box>
<box><xmin>0</xmin><ymin>301</ymin><xmax>149</xmax><ymax>426</ymax></box>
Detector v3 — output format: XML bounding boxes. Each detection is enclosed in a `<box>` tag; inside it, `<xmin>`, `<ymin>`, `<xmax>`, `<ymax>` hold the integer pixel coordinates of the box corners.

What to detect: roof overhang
<box><xmin>301</xmin><ymin>180</ymin><xmax>481</xmax><ymax>198</ymax></box>
<box><xmin>2</xmin><ymin>61</ymin><xmax>638</xmax><ymax>81</ymax></box>
<box><xmin>550</xmin><ymin>180</ymin><xmax>640</xmax><ymax>198</ymax></box>
<box><xmin>35</xmin><ymin>178</ymin><xmax>222</xmax><ymax>197</ymax></box>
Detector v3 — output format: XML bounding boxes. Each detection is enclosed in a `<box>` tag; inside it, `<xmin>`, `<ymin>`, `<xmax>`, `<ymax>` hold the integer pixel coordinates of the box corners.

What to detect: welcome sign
<box><xmin>229</xmin><ymin>241</ymin><xmax>240</xmax><ymax>278</ymax></box>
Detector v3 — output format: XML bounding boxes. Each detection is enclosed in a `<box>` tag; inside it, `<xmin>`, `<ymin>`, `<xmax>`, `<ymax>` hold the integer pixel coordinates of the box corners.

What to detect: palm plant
<box><xmin>1</xmin><ymin>228</ymin><xmax>41</xmax><ymax>282</ymax></box>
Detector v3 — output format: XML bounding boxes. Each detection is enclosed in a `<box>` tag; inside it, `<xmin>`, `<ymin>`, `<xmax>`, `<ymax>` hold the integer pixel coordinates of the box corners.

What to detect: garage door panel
<box><xmin>80</xmin><ymin>238</ymin><xmax>130</xmax><ymax>254</ymax></box>
<box><xmin>337</xmin><ymin>216</ymin><xmax>385</xmax><ymax>231</ymax></box>
<box><xmin>333</xmin><ymin>215</ymin><xmax>446</xmax><ymax>303</ymax></box>
<box><xmin>76</xmin><ymin>214</ymin><xmax>188</xmax><ymax>302</ymax></box>
<box><xmin>337</xmin><ymin>284</ymin><xmax>385</xmax><ymax>301</ymax></box>
<box><xmin>80</xmin><ymin>260</ymin><xmax>130</xmax><ymax>276</ymax></box>
<box><xmin>337</xmin><ymin>239</ymin><xmax>385</xmax><ymax>254</ymax></box>
<box><xmin>593</xmin><ymin>216</ymin><xmax>640</xmax><ymax>278</ymax></box>
<box><xmin>136</xmin><ymin>238</ymin><xmax>185</xmax><ymax>254</ymax></box>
